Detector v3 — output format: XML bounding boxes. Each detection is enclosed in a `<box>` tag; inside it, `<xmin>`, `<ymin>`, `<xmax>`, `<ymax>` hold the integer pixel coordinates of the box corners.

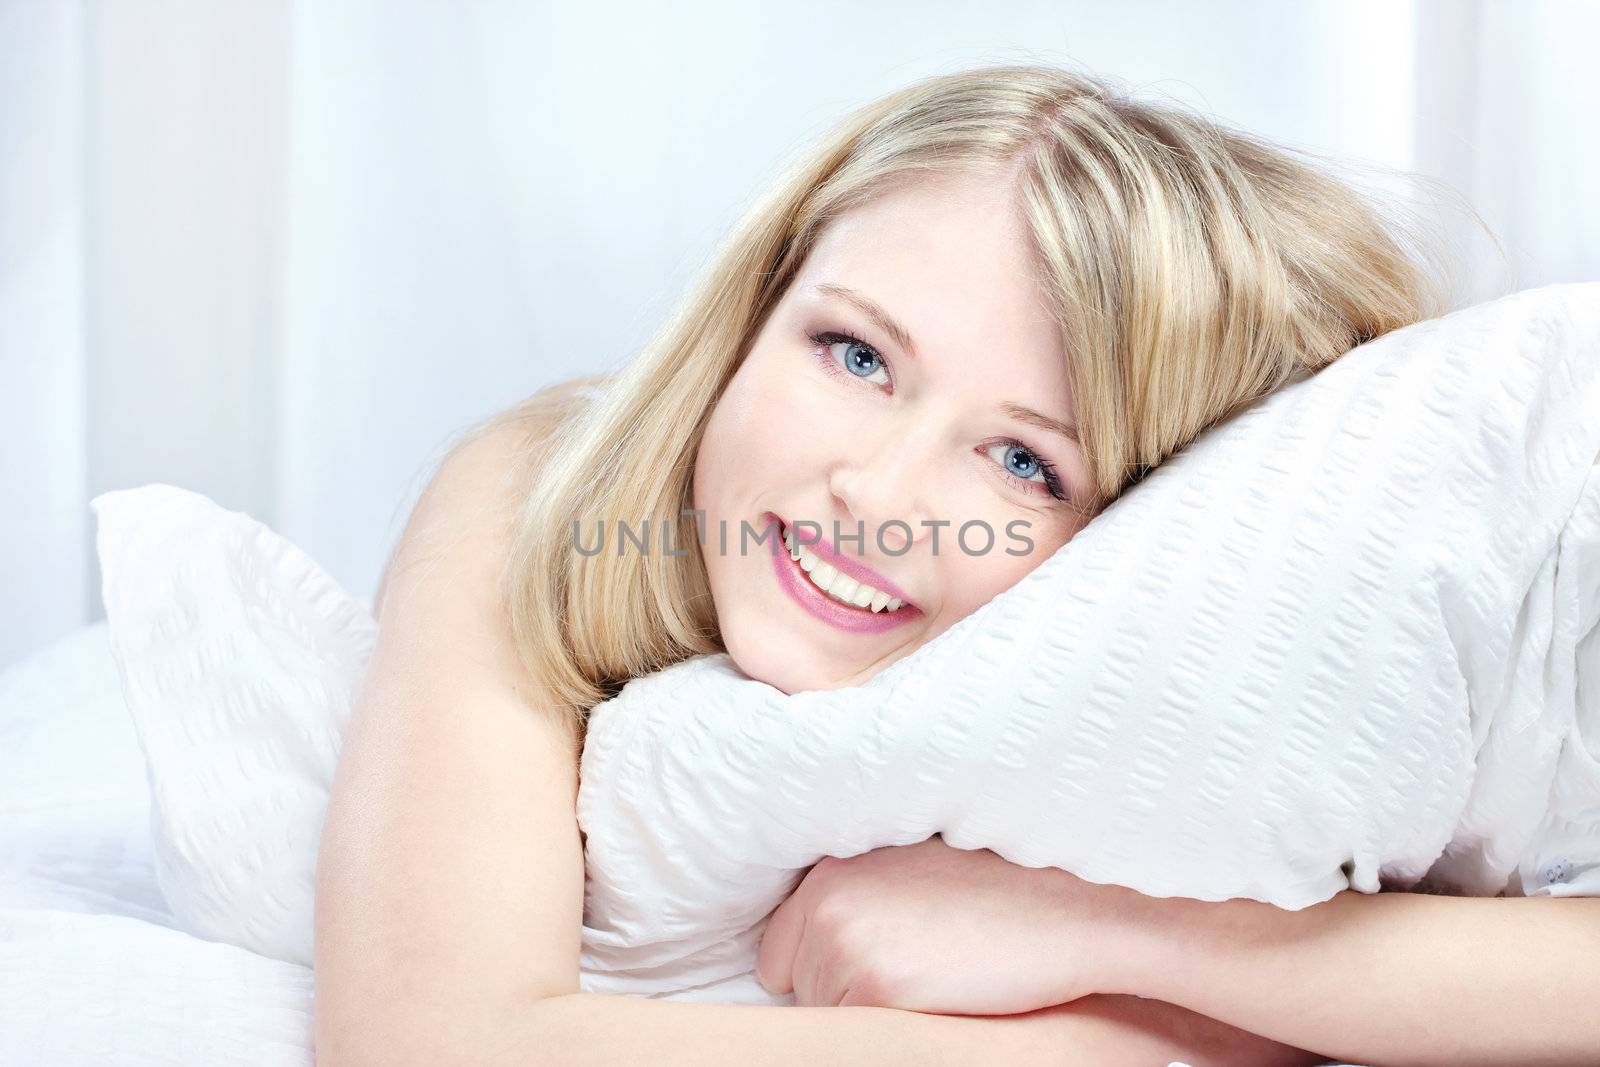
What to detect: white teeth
<box><xmin>779</xmin><ymin>522</ymin><xmax>907</xmax><ymax>613</ymax></box>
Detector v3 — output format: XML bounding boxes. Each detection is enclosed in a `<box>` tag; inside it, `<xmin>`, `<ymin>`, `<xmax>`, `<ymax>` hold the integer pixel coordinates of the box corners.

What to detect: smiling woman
<box><xmin>323</xmin><ymin>63</ymin><xmax>1470</xmax><ymax>1065</ymax></box>
<box><xmin>461</xmin><ymin>64</ymin><xmax>1458</xmax><ymax>725</ymax></box>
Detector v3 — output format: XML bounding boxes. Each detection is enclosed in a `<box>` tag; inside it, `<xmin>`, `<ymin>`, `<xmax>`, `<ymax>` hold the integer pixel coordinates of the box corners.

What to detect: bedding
<box><xmin>0</xmin><ymin>621</ymin><xmax>168</xmax><ymax>927</ymax></box>
<box><xmin>6</xmin><ymin>282</ymin><xmax>1595</xmax><ymax>1065</ymax></box>
<box><xmin>92</xmin><ymin>488</ymin><xmax>375</xmax><ymax>969</ymax></box>
<box><xmin>0</xmin><ymin>623</ymin><xmax>313</xmax><ymax>1065</ymax></box>
<box><xmin>0</xmin><ymin>906</ymin><xmax>314</xmax><ymax>1066</ymax></box>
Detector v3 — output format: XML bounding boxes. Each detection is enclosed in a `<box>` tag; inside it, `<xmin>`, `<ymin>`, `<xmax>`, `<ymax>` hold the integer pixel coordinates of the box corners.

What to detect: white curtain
<box><xmin>3</xmin><ymin>0</ymin><xmax>1596</xmax><ymax>671</ymax></box>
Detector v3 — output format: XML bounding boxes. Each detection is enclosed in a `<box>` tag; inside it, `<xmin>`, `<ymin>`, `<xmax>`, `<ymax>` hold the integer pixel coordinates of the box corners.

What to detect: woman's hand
<box><xmin>755</xmin><ymin>833</ymin><xmax>1161</xmax><ymax>1015</ymax></box>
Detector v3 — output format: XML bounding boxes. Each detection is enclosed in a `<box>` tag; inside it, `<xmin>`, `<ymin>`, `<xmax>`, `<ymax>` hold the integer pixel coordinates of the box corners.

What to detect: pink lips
<box><xmin>763</xmin><ymin>512</ymin><xmax>922</xmax><ymax>635</ymax></box>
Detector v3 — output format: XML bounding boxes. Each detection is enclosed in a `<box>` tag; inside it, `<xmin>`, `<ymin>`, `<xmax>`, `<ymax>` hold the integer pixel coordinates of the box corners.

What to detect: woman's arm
<box><xmin>455</xmin><ymin>991</ymin><xmax>1327</xmax><ymax>1067</ymax></box>
<box><xmin>1133</xmin><ymin>887</ymin><xmax>1600</xmax><ymax>1067</ymax></box>
<box><xmin>314</xmin><ymin>416</ymin><xmax>590</xmax><ymax>1062</ymax></box>
<box><xmin>754</xmin><ymin>837</ymin><xmax>1600</xmax><ymax>1065</ymax></box>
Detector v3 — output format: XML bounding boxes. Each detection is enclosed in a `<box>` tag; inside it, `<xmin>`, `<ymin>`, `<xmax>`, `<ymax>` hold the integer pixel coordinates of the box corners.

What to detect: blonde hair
<box><xmin>461</xmin><ymin>64</ymin><xmax>1489</xmax><ymax>749</ymax></box>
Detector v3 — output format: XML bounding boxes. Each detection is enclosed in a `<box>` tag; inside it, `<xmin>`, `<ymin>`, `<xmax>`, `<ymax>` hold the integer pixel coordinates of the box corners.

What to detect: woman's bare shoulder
<box><xmin>465</xmin><ymin>372</ymin><xmax>615</xmax><ymax>446</ymax></box>
<box><xmin>372</xmin><ymin>373</ymin><xmax>609</xmax><ymax>619</ymax></box>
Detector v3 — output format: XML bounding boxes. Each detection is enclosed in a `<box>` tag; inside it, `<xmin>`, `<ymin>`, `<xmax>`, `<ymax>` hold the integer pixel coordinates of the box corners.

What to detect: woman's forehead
<box><xmin>793</xmin><ymin>236</ymin><xmax>1068</xmax><ymax>403</ymax></box>
<box><xmin>801</xmin><ymin>176</ymin><xmax>1055</xmax><ymax>331</ymax></box>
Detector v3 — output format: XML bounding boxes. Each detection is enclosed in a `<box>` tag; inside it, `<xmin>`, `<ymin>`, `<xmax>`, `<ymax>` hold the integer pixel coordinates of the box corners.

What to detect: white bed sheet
<box><xmin>0</xmin><ymin>907</ymin><xmax>314</xmax><ymax>1066</ymax></box>
<box><xmin>0</xmin><ymin>622</ymin><xmax>313</xmax><ymax>1065</ymax></box>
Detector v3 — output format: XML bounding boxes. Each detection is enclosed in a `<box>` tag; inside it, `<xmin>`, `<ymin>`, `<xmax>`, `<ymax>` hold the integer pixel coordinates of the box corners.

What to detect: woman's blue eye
<box><xmin>1003</xmin><ymin>445</ymin><xmax>1039</xmax><ymax>478</ymax></box>
<box><xmin>987</xmin><ymin>442</ymin><xmax>1044</xmax><ymax>483</ymax></box>
<box><xmin>843</xmin><ymin>344</ymin><xmax>881</xmax><ymax>377</ymax></box>
<box><xmin>814</xmin><ymin>332</ymin><xmax>890</xmax><ymax>386</ymax></box>
<box><xmin>983</xmin><ymin>441</ymin><xmax>1066</xmax><ymax>500</ymax></box>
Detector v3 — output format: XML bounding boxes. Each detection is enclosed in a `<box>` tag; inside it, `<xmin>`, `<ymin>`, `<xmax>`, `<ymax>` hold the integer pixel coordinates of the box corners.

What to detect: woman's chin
<box><xmin>725</xmin><ymin>646</ymin><xmax>809</xmax><ymax>696</ymax></box>
<box><xmin>724</xmin><ymin>630</ymin><xmax>902</xmax><ymax>695</ymax></box>
<box><xmin>722</xmin><ymin>626</ymin><xmax>834</xmax><ymax>696</ymax></box>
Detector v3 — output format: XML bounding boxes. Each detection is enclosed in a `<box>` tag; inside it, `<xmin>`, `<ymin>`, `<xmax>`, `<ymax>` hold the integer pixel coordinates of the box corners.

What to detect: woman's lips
<box><xmin>765</xmin><ymin>515</ymin><xmax>923</xmax><ymax>635</ymax></box>
<box><xmin>764</xmin><ymin>512</ymin><xmax>917</xmax><ymax>608</ymax></box>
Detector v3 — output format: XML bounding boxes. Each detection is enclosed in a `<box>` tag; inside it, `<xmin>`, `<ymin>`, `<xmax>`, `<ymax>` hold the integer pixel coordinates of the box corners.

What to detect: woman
<box><xmin>314</xmin><ymin>66</ymin><xmax>1592</xmax><ymax>1066</ymax></box>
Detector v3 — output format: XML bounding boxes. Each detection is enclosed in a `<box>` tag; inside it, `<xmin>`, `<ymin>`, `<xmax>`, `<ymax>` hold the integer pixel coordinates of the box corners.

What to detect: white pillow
<box><xmin>92</xmin><ymin>484</ymin><xmax>378</xmax><ymax>967</ymax></box>
<box><xmin>91</xmin><ymin>284</ymin><xmax>1600</xmax><ymax>1007</ymax></box>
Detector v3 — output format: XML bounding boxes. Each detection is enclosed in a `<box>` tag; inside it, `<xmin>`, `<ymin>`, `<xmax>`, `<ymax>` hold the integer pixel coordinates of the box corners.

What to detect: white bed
<box><xmin>0</xmin><ymin>622</ymin><xmax>315</xmax><ymax>1066</ymax></box>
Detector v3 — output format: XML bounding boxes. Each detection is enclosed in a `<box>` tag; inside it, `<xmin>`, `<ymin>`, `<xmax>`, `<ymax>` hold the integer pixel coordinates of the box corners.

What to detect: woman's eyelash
<box><xmin>998</xmin><ymin>439</ymin><xmax>1069</xmax><ymax>502</ymax></box>
<box><xmin>805</xmin><ymin>327</ymin><xmax>1072</xmax><ymax>504</ymax></box>
<box><xmin>809</xmin><ymin>329</ymin><xmax>891</xmax><ymax>384</ymax></box>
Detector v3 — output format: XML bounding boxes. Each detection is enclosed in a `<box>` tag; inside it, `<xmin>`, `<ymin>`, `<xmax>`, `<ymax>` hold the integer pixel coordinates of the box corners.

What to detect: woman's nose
<box><xmin>827</xmin><ymin>435</ymin><xmax>936</xmax><ymax>555</ymax></box>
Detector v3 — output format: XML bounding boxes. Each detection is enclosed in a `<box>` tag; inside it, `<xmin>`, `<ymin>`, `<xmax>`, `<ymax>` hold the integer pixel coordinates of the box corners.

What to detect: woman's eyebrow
<box><xmin>813</xmin><ymin>283</ymin><xmax>919</xmax><ymax>358</ymax></box>
<box><xmin>1001</xmin><ymin>401</ymin><xmax>1080</xmax><ymax>444</ymax></box>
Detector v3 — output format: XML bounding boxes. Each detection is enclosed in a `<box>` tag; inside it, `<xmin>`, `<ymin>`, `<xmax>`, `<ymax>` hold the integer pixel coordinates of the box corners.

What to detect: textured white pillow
<box><xmin>90</xmin><ymin>284</ymin><xmax>1600</xmax><ymax>1007</ymax></box>
<box><xmin>92</xmin><ymin>484</ymin><xmax>378</xmax><ymax>967</ymax></box>
<box><xmin>575</xmin><ymin>282</ymin><xmax>1600</xmax><ymax>1003</ymax></box>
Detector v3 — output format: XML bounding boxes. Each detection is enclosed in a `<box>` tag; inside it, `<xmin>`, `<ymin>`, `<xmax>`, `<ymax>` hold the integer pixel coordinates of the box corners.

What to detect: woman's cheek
<box><xmin>753</xmin><ymin>369</ymin><xmax>851</xmax><ymax>456</ymax></box>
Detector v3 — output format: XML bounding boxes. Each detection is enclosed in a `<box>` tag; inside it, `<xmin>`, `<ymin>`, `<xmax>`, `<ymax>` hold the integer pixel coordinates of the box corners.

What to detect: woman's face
<box><xmin>692</xmin><ymin>169</ymin><xmax>1095</xmax><ymax>694</ymax></box>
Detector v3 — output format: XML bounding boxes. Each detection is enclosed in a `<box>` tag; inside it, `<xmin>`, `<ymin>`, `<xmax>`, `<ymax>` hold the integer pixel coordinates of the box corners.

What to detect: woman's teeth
<box><xmin>783</xmin><ymin>524</ymin><xmax>904</xmax><ymax>613</ymax></box>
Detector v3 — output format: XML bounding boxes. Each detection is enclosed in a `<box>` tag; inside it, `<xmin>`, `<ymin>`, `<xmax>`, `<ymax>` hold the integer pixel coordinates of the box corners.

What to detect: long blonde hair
<box><xmin>461</xmin><ymin>64</ymin><xmax>1488</xmax><ymax>749</ymax></box>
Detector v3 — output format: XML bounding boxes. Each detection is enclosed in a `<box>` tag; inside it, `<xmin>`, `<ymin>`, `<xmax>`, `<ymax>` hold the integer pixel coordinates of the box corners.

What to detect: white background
<box><xmin>3</xmin><ymin>0</ymin><xmax>1597</xmax><ymax>671</ymax></box>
